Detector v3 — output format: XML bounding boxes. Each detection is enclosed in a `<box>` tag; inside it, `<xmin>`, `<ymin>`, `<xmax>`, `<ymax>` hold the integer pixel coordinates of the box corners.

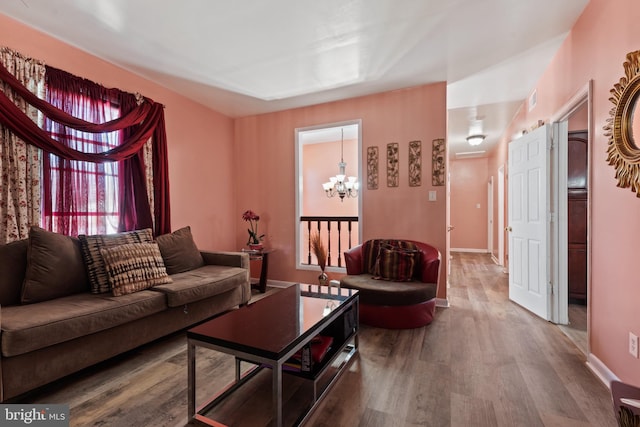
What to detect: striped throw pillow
<box><xmin>373</xmin><ymin>243</ymin><xmax>419</xmax><ymax>282</ymax></box>
<box><xmin>100</xmin><ymin>242</ymin><xmax>172</xmax><ymax>296</ymax></box>
<box><xmin>79</xmin><ymin>229</ymin><xmax>153</xmax><ymax>294</ymax></box>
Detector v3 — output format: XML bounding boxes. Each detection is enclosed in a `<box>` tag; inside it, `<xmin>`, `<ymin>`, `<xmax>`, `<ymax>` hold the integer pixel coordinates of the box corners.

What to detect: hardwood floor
<box><xmin>20</xmin><ymin>253</ymin><xmax>616</xmax><ymax>426</ymax></box>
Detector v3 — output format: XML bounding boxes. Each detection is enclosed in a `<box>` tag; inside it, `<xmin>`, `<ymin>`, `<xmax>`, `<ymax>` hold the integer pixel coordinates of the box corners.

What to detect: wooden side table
<box><xmin>243</xmin><ymin>249</ymin><xmax>272</xmax><ymax>293</ymax></box>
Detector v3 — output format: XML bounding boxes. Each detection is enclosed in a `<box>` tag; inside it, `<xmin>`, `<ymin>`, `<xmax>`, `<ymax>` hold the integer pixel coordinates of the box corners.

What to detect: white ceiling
<box><xmin>0</xmin><ymin>0</ymin><xmax>589</xmax><ymax>156</ymax></box>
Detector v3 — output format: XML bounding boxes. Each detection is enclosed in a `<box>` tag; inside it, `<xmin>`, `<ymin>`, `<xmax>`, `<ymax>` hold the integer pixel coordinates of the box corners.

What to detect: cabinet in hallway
<box><xmin>567</xmin><ymin>130</ymin><xmax>588</xmax><ymax>302</ymax></box>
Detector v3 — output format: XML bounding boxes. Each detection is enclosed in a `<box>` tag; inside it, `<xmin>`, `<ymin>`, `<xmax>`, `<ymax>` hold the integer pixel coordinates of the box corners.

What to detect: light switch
<box><xmin>428</xmin><ymin>191</ymin><xmax>436</xmax><ymax>201</ymax></box>
<box><xmin>476</xmin><ymin>203</ymin><xmax>481</xmax><ymax>209</ymax></box>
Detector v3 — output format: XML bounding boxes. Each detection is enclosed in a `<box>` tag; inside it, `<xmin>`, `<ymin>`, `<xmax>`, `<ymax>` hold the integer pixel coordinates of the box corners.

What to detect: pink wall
<box><xmin>569</xmin><ymin>102</ymin><xmax>588</xmax><ymax>131</ymax></box>
<box><xmin>488</xmin><ymin>0</ymin><xmax>640</xmax><ymax>385</ymax></box>
<box><xmin>450</xmin><ymin>158</ymin><xmax>489</xmax><ymax>250</ymax></box>
<box><xmin>302</xmin><ymin>139</ymin><xmax>358</xmax><ymax>216</ymax></box>
<box><xmin>235</xmin><ymin>84</ymin><xmax>448</xmax><ymax>297</ymax></box>
<box><xmin>0</xmin><ymin>13</ymin><xmax>237</xmax><ymax>251</ymax></box>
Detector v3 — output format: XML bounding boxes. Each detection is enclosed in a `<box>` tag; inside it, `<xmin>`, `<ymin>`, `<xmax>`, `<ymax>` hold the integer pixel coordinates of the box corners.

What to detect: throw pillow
<box><xmin>79</xmin><ymin>228</ymin><xmax>153</xmax><ymax>294</ymax></box>
<box><xmin>100</xmin><ymin>242</ymin><xmax>172</xmax><ymax>296</ymax></box>
<box><xmin>373</xmin><ymin>244</ymin><xmax>419</xmax><ymax>282</ymax></box>
<box><xmin>0</xmin><ymin>238</ymin><xmax>29</xmax><ymax>306</ymax></box>
<box><xmin>21</xmin><ymin>226</ymin><xmax>89</xmax><ymax>304</ymax></box>
<box><xmin>155</xmin><ymin>226</ymin><xmax>204</xmax><ymax>274</ymax></box>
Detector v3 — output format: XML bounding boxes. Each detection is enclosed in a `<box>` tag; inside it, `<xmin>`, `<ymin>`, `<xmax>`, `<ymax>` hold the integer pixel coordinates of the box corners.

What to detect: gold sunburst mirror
<box><xmin>605</xmin><ymin>50</ymin><xmax>640</xmax><ymax>196</ymax></box>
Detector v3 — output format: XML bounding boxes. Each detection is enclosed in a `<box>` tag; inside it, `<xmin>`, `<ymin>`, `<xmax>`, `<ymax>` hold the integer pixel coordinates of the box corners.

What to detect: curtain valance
<box><xmin>0</xmin><ymin>61</ymin><xmax>164</xmax><ymax>163</ymax></box>
<box><xmin>0</xmin><ymin>59</ymin><xmax>170</xmax><ymax>235</ymax></box>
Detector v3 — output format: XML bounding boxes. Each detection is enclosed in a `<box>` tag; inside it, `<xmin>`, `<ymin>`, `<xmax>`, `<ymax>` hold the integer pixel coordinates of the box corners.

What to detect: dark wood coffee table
<box><xmin>187</xmin><ymin>284</ymin><xmax>359</xmax><ymax>427</ymax></box>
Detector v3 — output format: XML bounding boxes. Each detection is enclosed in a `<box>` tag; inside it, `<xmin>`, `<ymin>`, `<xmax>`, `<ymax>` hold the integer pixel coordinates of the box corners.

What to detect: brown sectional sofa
<box><xmin>0</xmin><ymin>226</ymin><xmax>250</xmax><ymax>401</ymax></box>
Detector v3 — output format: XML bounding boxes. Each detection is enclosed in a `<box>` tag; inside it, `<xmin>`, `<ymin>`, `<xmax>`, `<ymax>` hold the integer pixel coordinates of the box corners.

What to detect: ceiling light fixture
<box><xmin>466</xmin><ymin>134</ymin><xmax>486</xmax><ymax>146</ymax></box>
<box><xmin>322</xmin><ymin>129</ymin><xmax>359</xmax><ymax>201</ymax></box>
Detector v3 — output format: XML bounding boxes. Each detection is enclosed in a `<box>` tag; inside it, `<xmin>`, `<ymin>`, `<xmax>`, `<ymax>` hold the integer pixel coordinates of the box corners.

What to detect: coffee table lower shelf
<box><xmin>188</xmin><ymin>336</ymin><xmax>358</xmax><ymax>427</ymax></box>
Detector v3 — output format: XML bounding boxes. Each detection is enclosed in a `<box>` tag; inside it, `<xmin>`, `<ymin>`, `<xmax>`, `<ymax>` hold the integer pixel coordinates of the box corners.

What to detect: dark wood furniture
<box><xmin>568</xmin><ymin>130</ymin><xmax>588</xmax><ymax>302</ymax></box>
<box><xmin>243</xmin><ymin>248</ymin><xmax>272</xmax><ymax>292</ymax></box>
<box><xmin>187</xmin><ymin>284</ymin><xmax>359</xmax><ymax>427</ymax></box>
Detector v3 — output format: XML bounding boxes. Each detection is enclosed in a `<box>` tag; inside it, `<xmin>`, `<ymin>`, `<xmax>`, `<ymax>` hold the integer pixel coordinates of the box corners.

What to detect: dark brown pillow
<box><xmin>155</xmin><ymin>226</ymin><xmax>204</xmax><ymax>275</ymax></box>
<box><xmin>0</xmin><ymin>238</ymin><xmax>29</xmax><ymax>306</ymax></box>
<box><xmin>21</xmin><ymin>226</ymin><xmax>89</xmax><ymax>304</ymax></box>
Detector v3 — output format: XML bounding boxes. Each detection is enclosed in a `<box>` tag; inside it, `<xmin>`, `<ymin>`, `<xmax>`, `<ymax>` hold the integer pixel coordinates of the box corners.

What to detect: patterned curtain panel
<box><xmin>0</xmin><ymin>47</ymin><xmax>45</xmax><ymax>243</ymax></box>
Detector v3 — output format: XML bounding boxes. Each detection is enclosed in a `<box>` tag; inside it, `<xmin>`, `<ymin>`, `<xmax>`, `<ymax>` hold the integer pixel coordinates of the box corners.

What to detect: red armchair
<box><xmin>341</xmin><ymin>239</ymin><xmax>441</xmax><ymax>329</ymax></box>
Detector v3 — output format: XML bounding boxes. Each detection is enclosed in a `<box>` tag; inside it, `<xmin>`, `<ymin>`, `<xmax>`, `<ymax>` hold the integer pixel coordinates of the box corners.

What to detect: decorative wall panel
<box><xmin>409</xmin><ymin>140</ymin><xmax>421</xmax><ymax>187</ymax></box>
<box><xmin>432</xmin><ymin>138</ymin><xmax>445</xmax><ymax>186</ymax></box>
<box><xmin>367</xmin><ymin>146</ymin><xmax>379</xmax><ymax>190</ymax></box>
<box><xmin>387</xmin><ymin>143</ymin><xmax>399</xmax><ymax>187</ymax></box>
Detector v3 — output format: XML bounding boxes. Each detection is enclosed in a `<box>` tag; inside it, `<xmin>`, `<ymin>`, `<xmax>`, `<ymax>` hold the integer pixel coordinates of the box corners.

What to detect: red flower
<box><xmin>242</xmin><ymin>210</ymin><xmax>259</xmax><ymax>221</ymax></box>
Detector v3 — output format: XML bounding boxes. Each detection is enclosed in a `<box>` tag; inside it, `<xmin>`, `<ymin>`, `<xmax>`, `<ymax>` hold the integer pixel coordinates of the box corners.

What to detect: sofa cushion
<box><xmin>100</xmin><ymin>242</ymin><xmax>172</xmax><ymax>296</ymax></box>
<box><xmin>151</xmin><ymin>265</ymin><xmax>247</xmax><ymax>307</ymax></box>
<box><xmin>21</xmin><ymin>226</ymin><xmax>88</xmax><ymax>304</ymax></box>
<box><xmin>1</xmin><ymin>290</ymin><xmax>167</xmax><ymax>357</ymax></box>
<box><xmin>79</xmin><ymin>228</ymin><xmax>153</xmax><ymax>294</ymax></box>
<box><xmin>340</xmin><ymin>274</ymin><xmax>437</xmax><ymax>306</ymax></box>
<box><xmin>373</xmin><ymin>244</ymin><xmax>420</xmax><ymax>282</ymax></box>
<box><xmin>0</xmin><ymin>238</ymin><xmax>28</xmax><ymax>306</ymax></box>
<box><xmin>155</xmin><ymin>226</ymin><xmax>204</xmax><ymax>274</ymax></box>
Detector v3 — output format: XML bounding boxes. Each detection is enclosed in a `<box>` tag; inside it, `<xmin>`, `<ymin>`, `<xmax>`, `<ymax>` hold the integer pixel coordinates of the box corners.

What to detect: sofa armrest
<box><xmin>344</xmin><ymin>245</ymin><xmax>364</xmax><ymax>275</ymax></box>
<box><xmin>200</xmin><ymin>251</ymin><xmax>250</xmax><ymax>269</ymax></box>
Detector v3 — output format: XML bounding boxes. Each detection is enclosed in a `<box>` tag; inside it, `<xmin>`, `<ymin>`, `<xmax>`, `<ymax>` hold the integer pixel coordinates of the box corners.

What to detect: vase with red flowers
<box><xmin>242</xmin><ymin>210</ymin><xmax>265</xmax><ymax>250</ymax></box>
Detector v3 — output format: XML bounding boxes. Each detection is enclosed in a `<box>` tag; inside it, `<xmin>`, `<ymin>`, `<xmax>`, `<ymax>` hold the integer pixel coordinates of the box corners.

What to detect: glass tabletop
<box><xmin>187</xmin><ymin>284</ymin><xmax>357</xmax><ymax>361</ymax></box>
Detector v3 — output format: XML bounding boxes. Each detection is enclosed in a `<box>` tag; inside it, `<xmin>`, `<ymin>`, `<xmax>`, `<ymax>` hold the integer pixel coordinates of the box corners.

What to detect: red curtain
<box><xmin>0</xmin><ymin>62</ymin><xmax>170</xmax><ymax>235</ymax></box>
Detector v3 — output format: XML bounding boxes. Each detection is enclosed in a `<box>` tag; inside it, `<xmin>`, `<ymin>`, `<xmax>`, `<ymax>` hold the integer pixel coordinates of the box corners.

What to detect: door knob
<box><xmin>506</xmin><ymin>226</ymin><xmax>512</xmax><ymax>232</ymax></box>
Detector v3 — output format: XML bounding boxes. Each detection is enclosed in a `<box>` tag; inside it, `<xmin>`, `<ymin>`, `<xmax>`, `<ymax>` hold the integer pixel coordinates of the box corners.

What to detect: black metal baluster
<box><xmin>326</xmin><ymin>220</ymin><xmax>332</xmax><ymax>267</ymax></box>
<box><xmin>307</xmin><ymin>220</ymin><xmax>312</xmax><ymax>264</ymax></box>
<box><xmin>337</xmin><ymin>220</ymin><xmax>342</xmax><ymax>267</ymax></box>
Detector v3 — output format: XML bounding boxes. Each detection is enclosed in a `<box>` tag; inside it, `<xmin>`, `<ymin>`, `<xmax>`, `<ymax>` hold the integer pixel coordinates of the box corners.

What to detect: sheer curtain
<box><xmin>0</xmin><ymin>47</ymin><xmax>45</xmax><ymax>243</ymax></box>
<box><xmin>43</xmin><ymin>72</ymin><xmax>123</xmax><ymax>235</ymax></box>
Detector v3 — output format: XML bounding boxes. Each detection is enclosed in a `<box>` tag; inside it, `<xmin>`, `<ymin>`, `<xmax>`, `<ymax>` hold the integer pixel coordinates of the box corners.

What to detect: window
<box><xmin>43</xmin><ymin>91</ymin><xmax>122</xmax><ymax>235</ymax></box>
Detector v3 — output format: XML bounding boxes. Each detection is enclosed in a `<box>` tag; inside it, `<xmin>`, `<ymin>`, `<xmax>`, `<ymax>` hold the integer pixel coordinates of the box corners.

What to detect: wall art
<box><xmin>432</xmin><ymin>138</ymin><xmax>445</xmax><ymax>186</ymax></box>
<box><xmin>604</xmin><ymin>50</ymin><xmax>640</xmax><ymax>197</ymax></box>
<box><xmin>387</xmin><ymin>143</ymin><xmax>399</xmax><ymax>187</ymax></box>
<box><xmin>408</xmin><ymin>140</ymin><xmax>422</xmax><ymax>187</ymax></box>
<box><xmin>366</xmin><ymin>146</ymin><xmax>379</xmax><ymax>190</ymax></box>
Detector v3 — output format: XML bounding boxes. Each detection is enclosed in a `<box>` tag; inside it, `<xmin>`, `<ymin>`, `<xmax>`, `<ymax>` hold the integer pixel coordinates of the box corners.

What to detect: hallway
<box><xmin>440</xmin><ymin>251</ymin><xmax>613</xmax><ymax>426</ymax></box>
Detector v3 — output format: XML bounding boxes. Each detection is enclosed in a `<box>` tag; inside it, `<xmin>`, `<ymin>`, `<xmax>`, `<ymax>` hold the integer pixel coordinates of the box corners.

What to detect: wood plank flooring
<box><xmin>18</xmin><ymin>252</ymin><xmax>616</xmax><ymax>426</ymax></box>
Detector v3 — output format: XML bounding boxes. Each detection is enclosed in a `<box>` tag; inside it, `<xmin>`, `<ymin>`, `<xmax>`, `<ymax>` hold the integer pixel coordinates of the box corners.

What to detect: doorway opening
<box><xmin>294</xmin><ymin>120</ymin><xmax>362</xmax><ymax>273</ymax></box>
<box><xmin>552</xmin><ymin>81</ymin><xmax>592</xmax><ymax>356</ymax></box>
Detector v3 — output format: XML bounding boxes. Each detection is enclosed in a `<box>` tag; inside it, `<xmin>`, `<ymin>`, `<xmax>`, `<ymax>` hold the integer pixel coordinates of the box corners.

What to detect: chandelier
<box><xmin>322</xmin><ymin>129</ymin><xmax>359</xmax><ymax>201</ymax></box>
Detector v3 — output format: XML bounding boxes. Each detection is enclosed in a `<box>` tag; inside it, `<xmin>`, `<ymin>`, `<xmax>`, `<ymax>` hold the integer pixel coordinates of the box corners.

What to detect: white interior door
<box><xmin>508</xmin><ymin>124</ymin><xmax>551</xmax><ymax>320</ymax></box>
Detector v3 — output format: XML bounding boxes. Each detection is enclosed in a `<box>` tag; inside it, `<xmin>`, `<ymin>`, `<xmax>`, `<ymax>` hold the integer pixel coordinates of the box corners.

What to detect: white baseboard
<box><xmin>436</xmin><ymin>298</ymin><xmax>450</xmax><ymax>308</ymax></box>
<box><xmin>586</xmin><ymin>353</ymin><xmax>619</xmax><ymax>388</ymax></box>
<box><xmin>450</xmin><ymin>248</ymin><xmax>490</xmax><ymax>253</ymax></box>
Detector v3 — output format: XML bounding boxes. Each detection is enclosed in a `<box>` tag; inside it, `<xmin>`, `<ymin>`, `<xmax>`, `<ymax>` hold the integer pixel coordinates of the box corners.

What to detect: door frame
<box><xmin>549</xmin><ymin>80</ymin><xmax>593</xmax><ymax>331</ymax></box>
<box><xmin>498</xmin><ymin>165</ymin><xmax>505</xmax><ymax>267</ymax></box>
<box><xmin>487</xmin><ymin>177</ymin><xmax>493</xmax><ymax>256</ymax></box>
